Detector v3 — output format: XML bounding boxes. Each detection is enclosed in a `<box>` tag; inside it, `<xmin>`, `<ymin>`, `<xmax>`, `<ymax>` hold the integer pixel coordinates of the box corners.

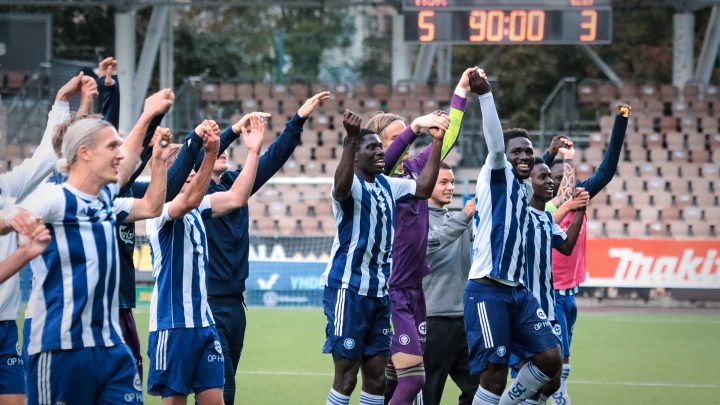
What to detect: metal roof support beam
<box><xmin>673</xmin><ymin>11</ymin><xmax>695</xmax><ymax>88</ymax></box>
<box><xmin>412</xmin><ymin>42</ymin><xmax>436</xmax><ymax>84</ymax></box>
<box><xmin>580</xmin><ymin>44</ymin><xmax>623</xmax><ymax>86</ymax></box>
<box><xmin>133</xmin><ymin>5</ymin><xmax>170</xmax><ymax>120</ymax></box>
<box><xmin>436</xmin><ymin>44</ymin><xmax>452</xmax><ymax>85</ymax></box>
<box><xmin>695</xmin><ymin>6</ymin><xmax>720</xmax><ymax>85</ymax></box>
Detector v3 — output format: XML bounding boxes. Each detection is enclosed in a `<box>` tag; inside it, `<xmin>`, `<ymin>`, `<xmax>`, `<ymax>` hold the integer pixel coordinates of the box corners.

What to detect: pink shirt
<box><xmin>552</xmin><ymin>211</ymin><xmax>587</xmax><ymax>290</ymax></box>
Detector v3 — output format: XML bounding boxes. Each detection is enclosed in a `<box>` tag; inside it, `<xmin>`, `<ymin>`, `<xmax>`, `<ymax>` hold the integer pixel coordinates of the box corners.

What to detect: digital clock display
<box><xmin>403</xmin><ymin>0</ymin><xmax>612</xmax><ymax>45</ymax></box>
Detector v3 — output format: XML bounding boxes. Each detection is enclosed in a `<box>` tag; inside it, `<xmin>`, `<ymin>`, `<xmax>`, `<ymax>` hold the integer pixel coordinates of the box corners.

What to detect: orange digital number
<box><xmin>486</xmin><ymin>10</ymin><xmax>504</xmax><ymax>42</ymax></box>
<box><xmin>469</xmin><ymin>10</ymin><xmax>486</xmax><ymax>42</ymax></box>
<box><xmin>579</xmin><ymin>9</ymin><xmax>597</xmax><ymax>42</ymax></box>
<box><xmin>418</xmin><ymin>10</ymin><xmax>436</xmax><ymax>42</ymax></box>
<box><xmin>527</xmin><ymin>10</ymin><xmax>545</xmax><ymax>42</ymax></box>
<box><xmin>508</xmin><ymin>10</ymin><xmax>527</xmax><ymax>42</ymax></box>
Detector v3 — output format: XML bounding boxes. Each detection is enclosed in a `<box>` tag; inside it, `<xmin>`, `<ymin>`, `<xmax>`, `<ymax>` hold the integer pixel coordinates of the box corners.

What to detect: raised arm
<box><xmin>543</xmin><ymin>135</ymin><xmax>570</xmax><ymax>166</ymax></box>
<box><xmin>116</xmin><ymin>88</ymin><xmax>174</xmax><ymax>188</ymax></box>
<box><xmin>209</xmin><ymin>117</ymin><xmax>265</xmax><ymax>217</ymax></box>
<box><xmin>0</xmin><ymin>216</ymin><xmax>50</xmax><ymax>283</ymax></box>
<box><xmin>76</xmin><ymin>75</ymin><xmax>99</xmax><ymax>117</ymax></box>
<box><xmin>384</xmin><ymin>112</ymin><xmax>450</xmax><ymax>174</ymax></box>
<box><xmin>552</xmin><ymin>188</ymin><xmax>589</xmax><ymax>225</ymax></box>
<box><xmin>122</xmin><ymin>130</ymin><xmax>172</xmax><ymax>223</ymax></box>
<box><xmin>555</xmin><ymin>204</ymin><xmax>587</xmax><ymax>256</ymax></box>
<box><xmin>97</xmin><ymin>57</ymin><xmax>120</xmax><ymax>128</ymax></box>
<box><xmin>426</xmin><ymin>199</ymin><xmax>474</xmax><ymax>255</ymax></box>
<box><xmin>577</xmin><ymin>104</ymin><xmax>630</xmax><ymax>198</ymax></box>
<box><xmin>471</xmin><ymin>69</ymin><xmax>504</xmax><ymax>170</ymax></box>
<box><xmin>164</xmin><ymin>129</ymin><xmax>205</xmax><ymax>201</ymax></box>
<box><xmin>250</xmin><ymin>91</ymin><xmax>329</xmax><ymax>194</ymax></box>
<box><xmin>167</xmin><ymin>121</ymin><xmax>218</xmax><ymax>219</ymax></box>
<box><xmin>333</xmin><ymin>110</ymin><xmax>362</xmax><ymax>201</ymax></box>
<box><xmin>414</xmin><ymin>122</ymin><xmax>444</xmax><ymax>199</ymax></box>
<box><xmin>0</xmin><ymin>74</ymin><xmax>83</xmax><ymax>201</ymax></box>
<box><xmin>551</xmin><ymin>145</ymin><xmax>577</xmax><ymax>207</ymax></box>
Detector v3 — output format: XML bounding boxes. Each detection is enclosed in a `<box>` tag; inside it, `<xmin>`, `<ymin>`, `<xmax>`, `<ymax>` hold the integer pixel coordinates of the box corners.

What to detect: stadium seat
<box><xmin>291</xmin><ymin>83</ymin><xmax>309</xmax><ymax>100</ymax></box>
<box><xmin>201</xmin><ymin>83</ymin><xmax>219</xmax><ymax>102</ymax></box>
<box><xmin>586</xmin><ymin>220</ymin><xmax>603</xmax><ymax>238</ymax></box>
<box><xmin>577</xmin><ymin>83</ymin><xmax>596</xmax><ymax>103</ymax></box>
<box><xmin>636</xmin><ymin>206</ymin><xmax>659</xmax><ymax>222</ymax></box>
<box><xmin>219</xmin><ymin>83</ymin><xmax>237</xmax><ymax>102</ymax></box>
<box><xmin>627</xmin><ymin>221</ymin><xmax>647</xmax><ymax>237</ymax></box>
<box><xmin>617</xmin><ymin>206</ymin><xmax>638</xmax><ymax>221</ymax></box>
<box><xmin>695</xmin><ymin>193</ymin><xmax>717</xmax><ymax>207</ymax></box>
<box><xmin>647</xmin><ymin>221</ymin><xmax>669</xmax><ymax>237</ymax></box>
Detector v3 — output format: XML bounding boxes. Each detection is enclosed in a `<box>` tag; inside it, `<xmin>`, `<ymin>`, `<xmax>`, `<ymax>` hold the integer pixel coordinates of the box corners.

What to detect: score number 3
<box><xmin>580</xmin><ymin>10</ymin><xmax>597</xmax><ymax>42</ymax></box>
<box><xmin>418</xmin><ymin>10</ymin><xmax>436</xmax><ymax>42</ymax></box>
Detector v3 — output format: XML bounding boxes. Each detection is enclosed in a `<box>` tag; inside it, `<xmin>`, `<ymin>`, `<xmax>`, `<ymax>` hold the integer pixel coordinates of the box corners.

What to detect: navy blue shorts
<box><xmin>509</xmin><ymin>321</ymin><xmax>562</xmax><ymax>377</ymax></box>
<box><xmin>27</xmin><ymin>345</ymin><xmax>142</xmax><ymax>405</ymax></box>
<box><xmin>554</xmin><ymin>292</ymin><xmax>577</xmax><ymax>358</ymax></box>
<box><xmin>463</xmin><ymin>281</ymin><xmax>558</xmax><ymax>375</ymax></box>
<box><xmin>147</xmin><ymin>326</ymin><xmax>225</xmax><ymax>397</ymax></box>
<box><xmin>322</xmin><ymin>287</ymin><xmax>392</xmax><ymax>361</ymax></box>
<box><xmin>0</xmin><ymin>320</ymin><xmax>24</xmax><ymax>394</ymax></box>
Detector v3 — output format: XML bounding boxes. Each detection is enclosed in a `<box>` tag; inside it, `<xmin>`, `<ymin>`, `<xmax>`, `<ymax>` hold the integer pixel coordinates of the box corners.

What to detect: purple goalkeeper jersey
<box><xmin>387</xmin><ymin>146</ymin><xmax>432</xmax><ymax>289</ymax></box>
<box><xmin>384</xmin><ymin>93</ymin><xmax>467</xmax><ymax>290</ymax></box>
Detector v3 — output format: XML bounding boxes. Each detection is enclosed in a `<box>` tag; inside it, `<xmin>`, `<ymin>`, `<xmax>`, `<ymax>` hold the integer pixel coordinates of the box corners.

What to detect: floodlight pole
<box><xmin>391</xmin><ymin>14</ymin><xmax>412</xmax><ymax>86</ymax></box>
<box><xmin>115</xmin><ymin>10</ymin><xmax>137</xmax><ymax>134</ymax></box>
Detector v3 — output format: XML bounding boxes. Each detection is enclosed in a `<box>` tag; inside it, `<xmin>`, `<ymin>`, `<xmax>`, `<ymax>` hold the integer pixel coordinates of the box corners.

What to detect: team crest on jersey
<box><xmin>496</xmin><ymin>346</ymin><xmax>507</xmax><ymax>357</ymax></box>
<box><xmin>119</xmin><ymin>224</ymin><xmax>135</xmax><ymax>244</ymax></box>
<box><xmin>343</xmin><ymin>338</ymin><xmax>355</xmax><ymax>350</ymax></box>
<box><xmin>536</xmin><ymin>308</ymin><xmax>547</xmax><ymax>320</ymax></box>
<box><xmin>553</xmin><ymin>324</ymin><xmax>562</xmax><ymax>337</ymax></box>
<box><xmin>133</xmin><ymin>373</ymin><xmax>142</xmax><ymax>391</ymax></box>
<box><xmin>399</xmin><ymin>334</ymin><xmax>411</xmax><ymax>345</ymax></box>
<box><xmin>214</xmin><ymin>340</ymin><xmax>223</xmax><ymax>354</ymax></box>
<box><xmin>418</xmin><ymin>322</ymin><xmax>427</xmax><ymax>335</ymax></box>
<box><xmin>16</xmin><ymin>342</ymin><xmax>21</xmax><ymax>356</ymax></box>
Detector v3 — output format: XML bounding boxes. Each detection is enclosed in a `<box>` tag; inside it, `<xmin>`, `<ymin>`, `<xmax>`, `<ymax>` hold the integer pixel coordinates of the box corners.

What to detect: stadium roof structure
<box><xmin>0</xmin><ymin>0</ymin><xmax>718</xmax><ymax>10</ymax></box>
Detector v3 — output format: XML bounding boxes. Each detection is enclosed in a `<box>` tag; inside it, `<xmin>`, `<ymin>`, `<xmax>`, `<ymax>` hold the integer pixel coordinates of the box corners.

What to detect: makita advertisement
<box><xmin>584</xmin><ymin>239</ymin><xmax>720</xmax><ymax>289</ymax></box>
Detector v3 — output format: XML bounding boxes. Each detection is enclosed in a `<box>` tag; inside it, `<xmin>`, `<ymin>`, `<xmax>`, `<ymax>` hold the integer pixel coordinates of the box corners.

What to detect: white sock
<box><xmin>521</xmin><ymin>401</ymin><xmax>539</xmax><ymax>405</ymax></box>
<box><xmin>359</xmin><ymin>391</ymin><xmax>384</xmax><ymax>405</ymax></box>
<box><xmin>327</xmin><ymin>388</ymin><xmax>350</xmax><ymax>405</ymax></box>
<box><xmin>473</xmin><ymin>386</ymin><xmax>501</xmax><ymax>405</ymax></box>
<box><xmin>499</xmin><ymin>362</ymin><xmax>551</xmax><ymax>405</ymax></box>
<box><xmin>537</xmin><ymin>393</ymin><xmax>548</xmax><ymax>405</ymax></box>
<box><xmin>560</xmin><ymin>364</ymin><xmax>570</xmax><ymax>395</ymax></box>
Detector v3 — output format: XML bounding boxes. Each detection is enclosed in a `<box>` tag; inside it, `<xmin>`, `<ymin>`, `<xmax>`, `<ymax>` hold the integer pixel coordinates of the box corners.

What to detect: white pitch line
<box><xmin>235</xmin><ymin>370</ymin><xmax>719</xmax><ymax>389</ymax></box>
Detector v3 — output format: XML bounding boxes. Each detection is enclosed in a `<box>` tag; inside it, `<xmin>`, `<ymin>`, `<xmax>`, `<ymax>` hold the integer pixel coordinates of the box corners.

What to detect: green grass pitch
<box><xmin>19</xmin><ymin>307</ymin><xmax>720</xmax><ymax>404</ymax></box>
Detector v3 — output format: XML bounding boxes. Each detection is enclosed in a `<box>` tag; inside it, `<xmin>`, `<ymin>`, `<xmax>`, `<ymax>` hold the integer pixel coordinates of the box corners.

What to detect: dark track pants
<box><xmin>422</xmin><ymin>316</ymin><xmax>478</xmax><ymax>405</ymax></box>
<box><xmin>119</xmin><ymin>308</ymin><xmax>143</xmax><ymax>382</ymax></box>
<box><xmin>208</xmin><ymin>297</ymin><xmax>247</xmax><ymax>405</ymax></box>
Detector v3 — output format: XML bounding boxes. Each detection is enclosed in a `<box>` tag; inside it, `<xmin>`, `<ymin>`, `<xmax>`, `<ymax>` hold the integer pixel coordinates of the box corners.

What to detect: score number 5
<box><xmin>418</xmin><ymin>10</ymin><xmax>436</xmax><ymax>42</ymax></box>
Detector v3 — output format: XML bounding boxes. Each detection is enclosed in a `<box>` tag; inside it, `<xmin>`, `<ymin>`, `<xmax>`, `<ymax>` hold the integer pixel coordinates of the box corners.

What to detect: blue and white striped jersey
<box><xmin>19</xmin><ymin>183</ymin><xmax>133</xmax><ymax>355</ymax></box>
<box><xmin>321</xmin><ymin>174</ymin><xmax>416</xmax><ymax>297</ymax></box>
<box><xmin>469</xmin><ymin>160</ymin><xmax>531</xmax><ymax>284</ymax></box>
<box><xmin>146</xmin><ymin>196</ymin><xmax>214</xmax><ymax>332</ymax></box>
<box><xmin>525</xmin><ymin>207</ymin><xmax>566</xmax><ymax>321</ymax></box>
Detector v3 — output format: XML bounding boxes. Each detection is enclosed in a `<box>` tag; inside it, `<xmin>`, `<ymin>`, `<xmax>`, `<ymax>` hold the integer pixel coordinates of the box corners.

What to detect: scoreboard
<box><xmin>404</xmin><ymin>0</ymin><xmax>612</xmax><ymax>45</ymax></box>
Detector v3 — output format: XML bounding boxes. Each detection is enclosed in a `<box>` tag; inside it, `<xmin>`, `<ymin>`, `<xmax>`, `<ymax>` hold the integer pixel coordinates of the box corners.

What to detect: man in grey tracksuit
<box><xmin>422</xmin><ymin>162</ymin><xmax>479</xmax><ymax>405</ymax></box>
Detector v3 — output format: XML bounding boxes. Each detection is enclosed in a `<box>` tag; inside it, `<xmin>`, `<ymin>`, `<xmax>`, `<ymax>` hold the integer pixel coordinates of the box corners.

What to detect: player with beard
<box><xmin>542</xmin><ymin>105</ymin><xmax>630</xmax><ymax>405</ymax></box>
<box><xmin>366</xmin><ymin>68</ymin><xmax>476</xmax><ymax>405</ymax></box>
<box><xmin>321</xmin><ymin>110</ymin><xmax>443</xmax><ymax>405</ymax></box>
<box><xmin>464</xmin><ymin>69</ymin><xmax>561</xmax><ymax>405</ymax></box>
